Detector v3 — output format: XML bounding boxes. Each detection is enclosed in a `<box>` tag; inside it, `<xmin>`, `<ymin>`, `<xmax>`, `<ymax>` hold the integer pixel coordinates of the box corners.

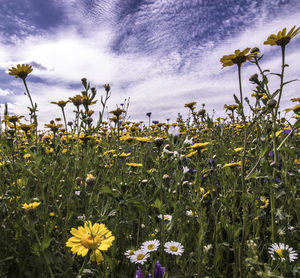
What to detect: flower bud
<box><xmin>267</xmin><ymin>99</ymin><xmax>277</xmax><ymax>108</ymax></box>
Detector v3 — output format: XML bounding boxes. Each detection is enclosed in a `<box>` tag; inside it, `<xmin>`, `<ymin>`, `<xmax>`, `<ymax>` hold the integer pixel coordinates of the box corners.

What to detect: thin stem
<box><xmin>237</xmin><ymin>63</ymin><xmax>247</xmax><ymax>278</ymax></box>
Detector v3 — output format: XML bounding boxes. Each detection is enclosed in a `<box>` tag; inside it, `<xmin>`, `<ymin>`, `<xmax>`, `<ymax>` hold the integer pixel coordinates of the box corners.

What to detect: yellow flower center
<box><xmin>129</xmin><ymin>250</ymin><xmax>135</xmax><ymax>255</ymax></box>
<box><xmin>275</xmin><ymin>248</ymin><xmax>284</xmax><ymax>258</ymax></box>
<box><xmin>137</xmin><ymin>254</ymin><xmax>145</xmax><ymax>260</ymax></box>
<box><xmin>81</xmin><ymin>233</ymin><xmax>101</xmax><ymax>249</ymax></box>
<box><xmin>170</xmin><ymin>246</ymin><xmax>178</xmax><ymax>252</ymax></box>
<box><xmin>147</xmin><ymin>244</ymin><xmax>155</xmax><ymax>250</ymax></box>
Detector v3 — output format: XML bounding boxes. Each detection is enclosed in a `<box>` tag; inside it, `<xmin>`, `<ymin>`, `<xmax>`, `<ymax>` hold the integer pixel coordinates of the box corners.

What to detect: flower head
<box><xmin>264</xmin><ymin>26</ymin><xmax>300</xmax><ymax>46</ymax></box>
<box><xmin>51</xmin><ymin>100</ymin><xmax>69</xmax><ymax>108</ymax></box>
<box><xmin>141</xmin><ymin>239</ymin><xmax>160</xmax><ymax>253</ymax></box>
<box><xmin>8</xmin><ymin>64</ymin><xmax>33</xmax><ymax>79</ymax></box>
<box><xmin>220</xmin><ymin>48</ymin><xmax>257</xmax><ymax>67</ymax></box>
<box><xmin>22</xmin><ymin>201</ymin><xmax>41</xmax><ymax>211</ymax></box>
<box><xmin>154</xmin><ymin>261</ymin><xmax>166</xmax><ymax>278</ymax></box>
<box><xmin>186</xmin><ymin>210</ymin><xmax>198</xmax><ymax>217</ymax></box>
<box><xmin>157</xmin><ymin>214</ymin><xmax>172</xmax><ymax>221</ymax></box>
<box><xmin>164</xmin><ymin>241</ymin><xmax>184</xmax><ymax>256</ymax></box>
<box><xmin>268</xmin><ymin>243</ymin><xmax>298</xmax><ymax>262</ymax></box>
<box><xmin>130</xmin><ymin>249</ymin><xmax>150</xmax><ymax>265</ymax></box>
<box><xmin>66</xmin><ymin>221</ymin><xmax>115</xmax><ymax>263</ymax></box>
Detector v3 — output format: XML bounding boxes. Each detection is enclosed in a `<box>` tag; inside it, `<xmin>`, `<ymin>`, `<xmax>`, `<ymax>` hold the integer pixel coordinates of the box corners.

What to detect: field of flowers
<box><xmin>0</xmin><ymin>26</ymin><xmax>300</xmax><ymax>278</ymax></box>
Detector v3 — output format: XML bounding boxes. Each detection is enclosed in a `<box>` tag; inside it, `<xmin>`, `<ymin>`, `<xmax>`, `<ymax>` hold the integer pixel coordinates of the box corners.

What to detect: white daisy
<box><xmin>268</xmin><ymin>243</ymin><xmax>298</xmax><ymax>262</ymax></box>
<box><xmin>186</xmin><ymin>210</ymin><xmax>198</xmax><ymax>217</ymax></box>
<box><xmin>141</xmin><ymin>239</ymin><xmax>160</xmax><ymax>253</ymax></box>
<box><xmin>164</xmin><ymin>241</ymin><xmax>184</xmax><ymax>256</ymax></box>
<box><xmin>158</xmin><ymin>214</ymin><xmax>172</xmax><ymax>221</ymax></box>
<box><xmin>130</xmin><ymin>249</ymin><xmax>150</xmax><ymax>265</ymax></box>
<box><xmin>124</xmin><ymin>249</ymin><xmax>136</xmax><ymax>259</ymax></box>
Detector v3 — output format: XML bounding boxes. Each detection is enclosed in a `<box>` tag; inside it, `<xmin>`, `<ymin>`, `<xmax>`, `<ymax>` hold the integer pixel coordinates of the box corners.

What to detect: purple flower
<box><xmin>208</xmin><ymin>158</ymin><xmax>215</xmax><ymax>169</ymax></box>
<box><xmin>275</xmin><ymin>176</ymin><xmax>281</xmax><ymax>183</ymax></box>
<box><xmin>260</xmin><ymin>135</ymin><xmax>266</xmax><ymax>142</ymax></box>
<box><xmin>135</xmin><ymin>268</ymin><xmax>145</xmax><ymax>278</ymax></box>
<box><xmin>152</xmin><ymin>120</ymin><xmax>159</xmax><ymax>124</ymax></box>
<box><xmin>268</xmin><ymin>151</ymin><xmax>274</xmax><ymax>159</ymax></box>
<box><xmin>154</xmin><ymin>261</ymin><xmax>165</xmax><ymax>278</ymax></box>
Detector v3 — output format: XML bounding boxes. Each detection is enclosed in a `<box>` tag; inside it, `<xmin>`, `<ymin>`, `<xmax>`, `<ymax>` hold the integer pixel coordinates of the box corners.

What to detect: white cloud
<box><xmin>0</xmin><ymin>4</ymin><xmax>299</xmax><ymax>126</ymax></box>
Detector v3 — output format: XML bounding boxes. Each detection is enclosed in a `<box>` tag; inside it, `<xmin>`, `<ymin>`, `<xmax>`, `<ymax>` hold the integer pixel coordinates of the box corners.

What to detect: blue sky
<box><xmin>0</xmin><ymin>0</ymin><xmax>300</xmax><ymax>125</ymax></box>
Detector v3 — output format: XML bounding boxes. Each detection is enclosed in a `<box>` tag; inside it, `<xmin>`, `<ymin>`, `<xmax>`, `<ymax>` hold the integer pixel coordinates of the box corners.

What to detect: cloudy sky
<box><xmin>0</xmin><ymin>0</ymin><xmax>299</xmax><ymax>126</ymax></box>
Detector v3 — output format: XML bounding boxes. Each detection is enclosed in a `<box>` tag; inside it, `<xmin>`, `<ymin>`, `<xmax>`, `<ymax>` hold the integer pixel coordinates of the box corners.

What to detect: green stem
<box><xmin>75</xmin><ymin>255</ymin><xmax>88</xmax><ymax>278</ymax></box>
<box><xmin>237</xmin><ymin>63</ymin><xmax>247</xmax><ymax>278</ymax></box>
<box><xmin>61</xmin><ymin>107</ymin><xmax>68</xmax><ymax>133</ymax></box>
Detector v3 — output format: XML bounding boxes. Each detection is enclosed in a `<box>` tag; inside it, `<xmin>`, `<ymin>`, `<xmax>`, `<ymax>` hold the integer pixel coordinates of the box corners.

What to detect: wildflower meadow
<box><xmin>0</xmin><ymin>26</ymin><xmax>299</xmax><ymax>278</ymax></box>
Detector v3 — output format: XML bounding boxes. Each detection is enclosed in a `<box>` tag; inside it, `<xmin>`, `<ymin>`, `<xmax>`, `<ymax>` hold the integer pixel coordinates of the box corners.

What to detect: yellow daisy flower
<box><xmin>224</xmin><ymin>161</ymin><xmax>242</xmax><ymax>167</ymax></box>
<box><xmin>8</xmin><ymin>64</ymin><xmax>33</xmax><ymax>79</ymax></box>
<box><xmin>264</xmin><ymin>26</ymin><xmax>300</xmax><ymax>46</ymax></box>
<box><xmin>126</xmin><ymin>163</ymin><xmax>143</xmax><ymax>167</ymax></box>
<box><xmin>66</xmin><ymin>221</ymin><xmax>115</xmax><ymax>263</ymax></box>
<box><xmin>285</xmin><ymin>104</ymin><xmax>300</xmax><ymax>114</ymax></box>
<box><xmin>22</xmin><ymin>202</ymin><xmax>41</xmax><ymax>211</ymax></box>
<box><xmin>220</xmin><ymin>48</ymin><xmax>257</xmax><ymax>67</ymax></box>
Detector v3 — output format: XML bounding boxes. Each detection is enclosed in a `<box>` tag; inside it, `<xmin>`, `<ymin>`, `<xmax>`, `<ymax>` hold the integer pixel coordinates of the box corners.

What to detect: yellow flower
<box><xmin>8</xmin><ymin>64</ymin><xmax>33</xmax><ymax>79</ymax></box>
<box><xmin>51</xmin><ymin>100</ymin><xmax>69</xmax><ymax>108</ymax></box>
<box><xmin>66</xmin><ymin>221</ymin><xmax>115</xmax><ymax>263</ymax></box>
<box><xmin>184</xmin><ymin>102</ymin><xmax>197</xmax><ymax>110</ymax></box>
<box><xmin>258</xmin><ymin>196</ymin><xmax>269</xmax><ymax>209</ymax></box>
<box><xmin>264</xmin><ymin>26</ymin><xmax>300</xmax><ymax>46</ymax></box>
<box><xmin>109</xmin><ymin>108</ymin><xmax>126</xmax><ymax>118</ymax></box>
<box><xmin>126</xmin><ymin>163</ymin><xmax>143</xmax><ymax>167</ymax></box>
<box><xmin>234</xmin><ymin>147</ymin><xmax>243</xmax><ymax>152</ymax></box>
<box><xmin>224</xmin><ymin>161</ymin><xmax>242</xmax><ymax>167</ymax></box>
<box><xmin>22</xmin><ymin>202</ymin><xmax>41</xmax><ymax>211</ymax></box>
<box><xmin>134</xmin><ymin>136</ymin><xmax>153</xmax><ymax>143</ymax></box>
<box><xmin>220</xmin><ymin>48</ymin><xmax>257</xmax><ymax>67</ymax></box>
<box><xmin>45</xmin><ymin>147</ymin><xmax>54</xmax><ymax>155</ymax></box>
<box><xmin>188</xmin><ymin>142</ymin><xmax>211</xmax><ymax>150</ymax></box>
<box><xmin>86</xmin><ymin>174</ymin><xmax>96</xmax><ymax>186</ymax></box>
<box><xmin>186</xmin><ymin>150</ymin><xmax>197</xmax><ymax>158</ymax></box>
<box><xmin>285</xmin><ymin>104</ymin><xmax>300</xmax><ymax>114</ymax></box>
<box><xmin>118</xmin><ymin>152</ymin><xmax>131</xmax><ymax>157</ymax></box>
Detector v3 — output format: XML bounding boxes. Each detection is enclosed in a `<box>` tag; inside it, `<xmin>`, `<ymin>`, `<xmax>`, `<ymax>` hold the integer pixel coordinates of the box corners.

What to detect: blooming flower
<box><xmin>130</xmin><ymin>249</ymin><xmax>150</xmax><ymax>265</ymax></box>
<box><xmin>157</xmin><ymin>214</ymin><xmax>172</xmax><ymax>221</ymax></box>
<box><xmin>154</xmin><ymin>261</ymin><xmax>166</xmax><ymax>278</ymax></box>
<box><xmin>224</xmin><ymin>161</ymin><xmax>242</xmax><ymax>167</ymax></box>
<box><xmin>124</xmin><ymin>249</ymin><xmax>136</xmax><ymax>259</ymax></box>
<box><xmin>220</xmin><ymin>48</ymin><xmax>257</xmax><ymax>67</ymax></box>
<box><xmin>141</xmin><ymin>239</ymin><xmax>160</xmax><ymax>253</ymax></box>
<box><xmin>264</xmin><ymin>26</ymin><xmax>300</xmax><ymax>46</ymax></box>
<box><xmin>186</xmin><ymin>210</ymin><xmax>198</xmax><ymax>217</ymax></box>
<box><xmin>268</xmin><ymin>243</ymin><xmax>298</xmax><ymax>262</ymax></box>
<box><xmin>8</xmin><ymin>64</ymin><xmax>33</xmax><ymax>79</ymax></box>
<box><xmin>22</xmin><ymin>202</ymin><xmax>41</xmax><ymax>211</ymax></box>
<box><xmin>66</xmin><ymin>221</ymin><xmax>115</xmax><ymax>263</ymax></box>
<box><xmin>164</xmin><ymin>241</ymin><xmax>184</xmax><ymax>256</ymax></box>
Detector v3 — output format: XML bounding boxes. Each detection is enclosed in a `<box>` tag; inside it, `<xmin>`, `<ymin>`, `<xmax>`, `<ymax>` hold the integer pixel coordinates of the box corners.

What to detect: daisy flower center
<box><xmin>170</xmin><ymin>246</ymin><xmax>178</xmax><ymax>252</ymax></box>
<box><xmin>275</xmin><ymin>248</ymin><xmax>284</xmax><ymax>258</ymax></box>
<box><xmin>137</xmin><ymin>254</ymin><xmax>145</xmax><ymax>260</ymax></box>
<box><xmin>129</xmin><ymin>250</ymin><xmax>135</xmax><ymax>255</ymax></box>
<box><xmin>147</xmin><ymin>244</ymin><xmax>155</xmax><ymax>250</ymax></box>
<box><xmin>81</xmin><ymin>233</ymin><xmax>101</xmax><ymax>249</ymax></box>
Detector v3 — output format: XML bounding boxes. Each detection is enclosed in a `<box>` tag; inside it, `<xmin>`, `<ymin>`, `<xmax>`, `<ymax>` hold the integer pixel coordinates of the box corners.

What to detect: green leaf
<box><xmin>41</xmin><ymin>236</ymin><xmax>52</xmax><ymax>251</ymax></box>
<box><xmin>100</xmin><ymin>186</ymin><xmax>120</xmax><ymax>198</ymax></box>
<box><xmin>282</xmin><ymin>79</ymin><xmax>298</xmax><ymax>87</ymax></box>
